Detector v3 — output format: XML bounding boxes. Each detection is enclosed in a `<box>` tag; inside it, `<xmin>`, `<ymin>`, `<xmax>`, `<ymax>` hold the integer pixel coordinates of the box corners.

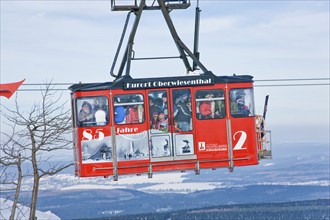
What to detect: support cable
<box><xmin>18</xmin><ymin>81</ymin><xmax>327</xmax><ymax>90</ymax></box>
<box><xmin>19</xmin><ymin>77</ymin><xmax>330</xmax><ymax>87</ymax></box>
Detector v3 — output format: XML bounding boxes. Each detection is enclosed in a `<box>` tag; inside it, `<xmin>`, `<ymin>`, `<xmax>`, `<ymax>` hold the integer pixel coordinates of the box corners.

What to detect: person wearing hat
<box><xmin>149</xmin><ymin>96</ymin><xmax>163</xmax><ymax>125</ymax></box>
<box><xmin>151</xmin><ymin>112</ymin><xmax>159</xmax><ymax>129</ymax></box>
<box><xmin>234</xmin><ymin>90</ymin><xmax>250</xmax><ymax>116</ymax></box>
<box><xmin>174</xmin><ymin>92</ymin><xmax>192</xmax><ymax>132</ymax></box>
<box><xmin>157</xmin><ymin>113</ymin><xmax>168</xmax><ymax>131</ymax></box>
<box><xmin>161</xmin><ymin>93</ymin><xmax>168</xmax><ymax>116</ymax></box>
<box><xmin>199</xmin><ymin>93</ymin><xmax>215</xmax><ymax>119</ymax></box>
<box><xmin>125</xmin><ymin>97</ymin><xmax>142</xmax><ymax>124</ymax></box>
<box><xmin>236</xmin><ymin>98</ymin><xmax>249</xmax><ymax>116</ymax></box>
<box><xmin>78</xmin><ymin>101</ymin><xmax>94</xmax><ymax>126</ymax></box>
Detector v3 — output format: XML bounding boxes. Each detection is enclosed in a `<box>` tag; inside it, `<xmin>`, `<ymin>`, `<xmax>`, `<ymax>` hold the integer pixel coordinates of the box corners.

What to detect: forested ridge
<box><xmin>102</xmin><ymin>199</ymin><xmax>330</xmax><ymax>220</ymax></box>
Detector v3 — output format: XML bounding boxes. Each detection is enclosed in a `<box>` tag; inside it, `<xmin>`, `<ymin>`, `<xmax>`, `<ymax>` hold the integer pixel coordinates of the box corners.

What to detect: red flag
<box><xmin>0</xmin><ymin>79</ymin><xmax>25</xmax><ymax>99</ymax></box>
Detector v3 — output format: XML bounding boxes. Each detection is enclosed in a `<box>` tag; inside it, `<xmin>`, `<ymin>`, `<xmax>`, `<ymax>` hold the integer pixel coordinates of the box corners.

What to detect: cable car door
<box><xmin>148</xmin><ymin>89</ymin><xmax>196</xmax><ymax>162</ymax></box>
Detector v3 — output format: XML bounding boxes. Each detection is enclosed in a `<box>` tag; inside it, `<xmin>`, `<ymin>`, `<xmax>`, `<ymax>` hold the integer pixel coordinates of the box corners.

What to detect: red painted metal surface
<box><xmin>70</xmin><ymin>76</ymin><xmax>262</xmax><ymax>178</ymax></box>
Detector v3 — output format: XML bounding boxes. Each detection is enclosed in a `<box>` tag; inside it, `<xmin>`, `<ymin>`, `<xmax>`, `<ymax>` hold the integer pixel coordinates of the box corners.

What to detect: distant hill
<box><xmin>12</xmin><ymin>185</ymin><xmax>329</xmax><ymax>219</ymax></box>
<box><xmin>1</xmin><ymin>142</ymin><xmax>329</xmax><ymax>219</ymax></box>
<box><xmin>107</xmin><ymin>199</ymin><xmax>330</xmax><ymax>220</ymax></box>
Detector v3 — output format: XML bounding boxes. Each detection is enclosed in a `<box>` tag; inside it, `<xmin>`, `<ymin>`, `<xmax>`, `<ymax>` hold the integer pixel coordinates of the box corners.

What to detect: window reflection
<box><xmin>77</xmin><ymin>96</ymin><xmax>109</xmax><ymax>127</ymax></box>
<box><xmin>148</xmin><ymin>91</ymin><xmax>168</xmax><ymax>133</ymax></box>
<box><xmin>172</xmin><ymin>89</ymin><xmax>192</xmax><ymax>132</ymax></box>
<box><xmin>196</xmin><ymin>89</ymin><xmax>225</xmax><ymax>120</ymax></box>
<box><xmin>230</xmin><ymin>88</ymin><xmax>255</xmax><ymax>117</ymax></box>
<box><xmin>114</xmin><ymin>94</ymin><xmax>144</xmax><ymax>124</ymax></box>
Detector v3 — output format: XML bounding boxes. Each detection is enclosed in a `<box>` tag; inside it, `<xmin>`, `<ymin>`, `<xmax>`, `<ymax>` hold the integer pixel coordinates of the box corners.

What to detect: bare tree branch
<box><xmin>1</xmin><ymin>81</ymin><xmax>73</xmax><ymax>220</ymax></box>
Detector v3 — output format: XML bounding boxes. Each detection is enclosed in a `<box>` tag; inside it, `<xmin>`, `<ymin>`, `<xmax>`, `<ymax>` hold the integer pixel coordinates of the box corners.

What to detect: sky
<box><xmin>0</xmin><ymin>0</ymin><xmax>329</xmax><ymax>144</ymax></box>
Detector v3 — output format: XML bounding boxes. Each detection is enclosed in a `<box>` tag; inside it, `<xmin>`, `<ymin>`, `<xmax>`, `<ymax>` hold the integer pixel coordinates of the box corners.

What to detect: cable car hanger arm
<box><xmin>110</xmin><ymin>0</ymin><xmax>211</xmax><ymax>80</ymax></box>
<box><xmin>110</xmin><ymin>11</ymin><xmax>132</xmax><ymax>78</ymax></box>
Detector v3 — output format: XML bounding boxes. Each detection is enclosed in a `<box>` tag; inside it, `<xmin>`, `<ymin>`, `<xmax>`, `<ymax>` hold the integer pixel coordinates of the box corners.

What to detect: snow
<box><xmin>13</xmin><ymin>169</ymin><xmax>330</xmax><ymax>196</ymax></box>
<box><xmin>0</xmin><ymin>198</ymin><xmax>60</xmax><ymax>220</ymax></box>
<box><xmin>112</xmin><ymin>172</ymin><xmax>188</xmax><ymax>185</ymax></box>
<box><xmin>58</xmin><ymin>172</ymin><xmax>229</xmax><ymax>194</ymax></box>
<box><xmin>140</xmin><ymin>182</ymin><xmax>220</xmax><ymax>194</ymax></box>
<box><xmin>61</xmin><ymin>184</ymin><xmax>126</xmax><ymax>191</ymax></box>
<box><xmin>263</xmin><ymin>163</ymin><xmax>275</xmax><ymax>167</ymax></box>
<box><xmin>58</xmin><ymin>176</ymin><xmax>330</xmax><ymax>194</ymax></box>
<box><xmin>60</xmin><ymin>172</ymin><xmax>189</xmax><ymax>191</ymax></box>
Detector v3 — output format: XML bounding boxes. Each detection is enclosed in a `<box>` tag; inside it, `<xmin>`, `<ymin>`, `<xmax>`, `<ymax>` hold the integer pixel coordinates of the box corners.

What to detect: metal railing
<box><xmin>258</xmin><ymin>130</ymin><xmax>272</xmax><ymax>159</ymax></box>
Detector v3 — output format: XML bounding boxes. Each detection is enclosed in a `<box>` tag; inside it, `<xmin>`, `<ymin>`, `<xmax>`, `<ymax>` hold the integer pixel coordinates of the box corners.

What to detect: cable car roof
<box><xmin>68</xmin><ymin>73</ymin><xmax>253</xmax><ymax>92</ymax></box>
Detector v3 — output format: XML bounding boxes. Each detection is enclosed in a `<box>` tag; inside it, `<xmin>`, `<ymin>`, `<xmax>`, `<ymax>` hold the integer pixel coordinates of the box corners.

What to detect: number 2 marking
<box><xmin>233</xmin><ymin>131</ymin><xmax>247</xmax><ymax>150</ymax></box>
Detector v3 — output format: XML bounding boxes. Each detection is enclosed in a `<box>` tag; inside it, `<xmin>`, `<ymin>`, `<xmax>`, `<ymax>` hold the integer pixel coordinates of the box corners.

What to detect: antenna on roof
<box><xmin>193</xmin><ymin>0</ymin><xmax>201</xmax><ymax>71</ymax></box>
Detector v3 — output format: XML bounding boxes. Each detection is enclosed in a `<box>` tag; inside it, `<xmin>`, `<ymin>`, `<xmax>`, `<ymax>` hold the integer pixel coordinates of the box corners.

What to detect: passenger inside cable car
<box><xmin>199</xmin><ymin>93</ymin><xmax>214</xmax><ymax>119</ymax></box>
<box><xmin>114</xmin><ymin>94</ymin><xmax>145</xmax><ymax>124</ymax></box>
<box><xmin>77</xmin><ymin>97</ymin><xmax>110</xmax><ymax>127</ymax></box>
<box><xmin>173</xmin><ymin>90</ymin><xmax>192</xmax><ymax>132</ymax></box>
<box><xmin>157</xmin><ymin>113</ymin><xmax>168</xmax><ymax>131</ymax></box>
<box><xmin>230</xmin><ymin>88</ymin><xmax>255</xmax><ymax>117</ymax></box>
<box><xmin>126</xmin><ymin>97</ymin><xmax>140</xmax><ymax>123</ymax></box>
<box><xmin>95</xmin><ymin>105</ymin><xmax>107</xmax><ymax>125</ymax></box>
<box><xmin>161</xmin><ymin>93</ymin><xmax>168</xmax><ymax>115</ymax></box>
<box><xmin>148</xmin><ymin>92</ymin><xmax>167</xmax><ymax>132</ymax></box>
<box><xmin>149</xmin><ymin>97</ymin><xmax>163</xmax><ymax>120</ymax></box>
<box><xmin>78</xmin><ymin>101</ymin><xmax>95</xmax><ymax>126</ymax></box>
<box><xmin>114</xmin><ymin>96</ymin><xmax>126</xmax><ymax>124</ymax></box>
<box><xmin>196</xmin><ymin>90</ymin><xmax>225</xmax><ymax>120</ymax></box>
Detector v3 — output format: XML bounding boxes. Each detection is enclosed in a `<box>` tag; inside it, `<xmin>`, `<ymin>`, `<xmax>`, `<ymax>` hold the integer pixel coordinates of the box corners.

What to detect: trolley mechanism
<box><xmin>110</xmin><ymin>0</ymin><xmax>208</xmax><ymax>79</ymax></box>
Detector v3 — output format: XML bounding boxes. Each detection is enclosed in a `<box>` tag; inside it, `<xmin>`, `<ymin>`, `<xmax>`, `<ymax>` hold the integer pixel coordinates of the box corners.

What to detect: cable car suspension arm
<box><xmin>157</xmin><ymin>0</ymin><xmax>208</xmax><ymax>74</ymax></box>
<box><xmin>110</xmin><ymin>0</ymin><xmax>210</xmax><ymax>79</ymax></box>
<box><xmin>117</xmin><ymin>0</ymin><xmax>146</xmax><ymax>78</ymax></box>
<box><xmin>110</xmin><ymin>11</ymin><xmax>132</xmax><ymax>78</ymax></box>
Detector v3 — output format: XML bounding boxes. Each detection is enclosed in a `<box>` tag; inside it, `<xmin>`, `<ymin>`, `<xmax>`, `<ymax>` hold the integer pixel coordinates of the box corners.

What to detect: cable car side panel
<box><xmin>192</xmin><ymin>84</ymin><xmax>230</xmax><ymax>169</ymax></box>
<box><xmin>71</xmin><ymin>90</ymin><xmax>114</xmax><ymax>177</ymax></box>
<box><xmin>111</xmin><ymin>89</ymin><xmax>150</xmax><ymax>175</ymax></box>
<box><xmin>227</xmin><ymin>84</ymin><xmax>259</xmax><ymax>167</ymax></box>
<box><xmin>70</xmin><ymin>75</ymin><xmax>260</xmax><ymax>178</ymax></box>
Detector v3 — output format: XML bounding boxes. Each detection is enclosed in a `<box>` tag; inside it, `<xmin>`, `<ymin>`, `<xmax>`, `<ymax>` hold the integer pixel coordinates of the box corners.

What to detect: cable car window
<box><xmin>148</xmin><ymin>91</ymin><xmax>168</xmax><ymax>133</ymax></box>
<box><xmin>76</xmin><ymin>96</ymin><xmax>109</xmax><ymax>127</ymax></box>
<box><xmin>196</xmin><ymin>89</ymin><xmax>225</xmax><ymax>120</ymax></box>
<box><xmin>230</xmin><ymin>88</ymin><xmax>255</xmax><ymax>117</ymax></box>
<box><xmin>172</xmin><ymin>89</ymin><xmax>192</xmax><ymax>132</ymax></box>
<box><xmin>114</xmin><ymin>94</ymin><xmax>144</xmax><ymax>124</ymax></box>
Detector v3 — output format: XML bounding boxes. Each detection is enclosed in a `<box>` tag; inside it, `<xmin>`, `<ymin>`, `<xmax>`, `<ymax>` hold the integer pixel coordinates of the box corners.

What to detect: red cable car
<box><xmin>69</xmin><ymin>74</ymin><xmax>271</xmax><ymax>180</ymax></box>
<box><xmin>69</xmin><ymin>0</ymin><xmax>271</xmax><ymax>180</ymax></box>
